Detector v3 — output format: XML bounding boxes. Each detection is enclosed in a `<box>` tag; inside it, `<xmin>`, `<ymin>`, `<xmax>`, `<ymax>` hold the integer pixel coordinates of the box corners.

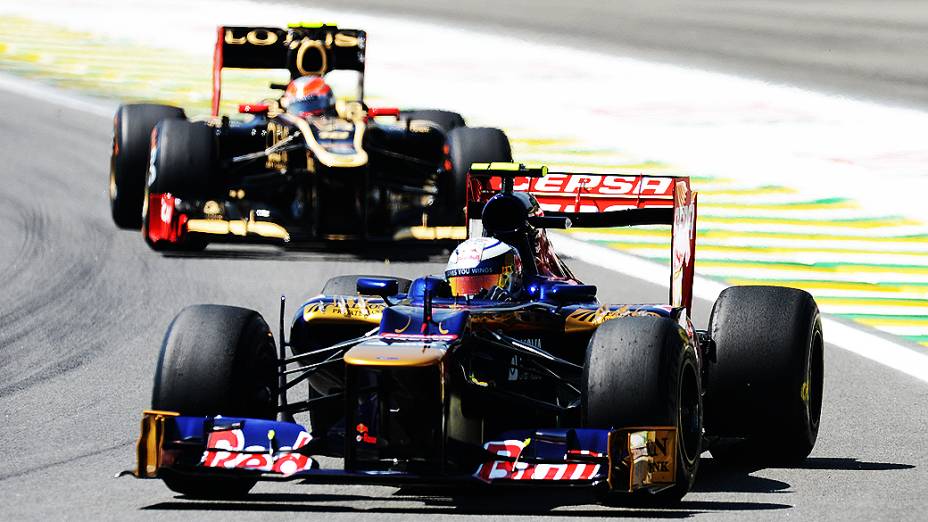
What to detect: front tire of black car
<box><xmin>142</xmin><ymin>119</ymin><xmax>215</xmax><ymax>252</ymax></box>
<box><xmin>152</xmin><ymin>304</ymin><xmax>278</xmax><ymax>498</ymax></box>
<box><xmin>436</xmin><ymin>127</ymin><xmax>512</xmax><ymax>225</ymax></box>
<box><xmin>583</xmin><ymin>316</ymin><xmax>702</xmax><ymax>505</ymax></box>
<box><xmin>109</xmin><ymin>104</ymin><xmax>185</xmax><ymax>229</ymax></box>
<box><xmin>705</xmin><ymin>286</ymin><xmax>824</xmax><ymax>467</ymax></box>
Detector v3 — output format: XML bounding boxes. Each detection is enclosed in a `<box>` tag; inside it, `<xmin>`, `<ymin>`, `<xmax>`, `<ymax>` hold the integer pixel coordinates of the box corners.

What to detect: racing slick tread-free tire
<box><xmin>583</xmin><ymin>316</ymin><xmax>702</xmax><ymax>504</ymax></box>
<box><xmin>109</xmin><ymin>103</ymin><xmax>185</xmax><ymax>229</ymax></box>
<box><xmin>321</xmin><ymin>274</ymin><xmax>413</xmax><ymax>296</ymax></box>
<box><xmin>706</xmin><ymin>286</ymin><xmax>824</xmax><ymax>467</ymax></box>
<box><xmin>401</xmin><ymin>109</ymin><xmax>466</xmax><ymax>132</ymax></box>
<box><xmin>438</xmin><ymin>127</ymin><xmax>512</xmax><ymax>225</ymax></box>
<box><xmin>152</xmin><ymin>304</ymin><xmax>278</xmax><ymax>499</ymax></box>
<box><xmin>143</xmin><ymin>119</ymin><xmax>216</xmax><ymax>251</ymax></box>
<box><xmin>147</xmin><ymin>119</ymin><xmax>215</xmax><ymax>198</ymax></box>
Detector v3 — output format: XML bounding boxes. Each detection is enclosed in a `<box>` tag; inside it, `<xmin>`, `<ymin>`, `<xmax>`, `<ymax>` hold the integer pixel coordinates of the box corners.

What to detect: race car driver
<box><xmin>445</xmin><ymin>237</ymin><xmax>523</xmax><ymax>301</ymax></box>
<box><xmin>280</xmin><ymin>75</ymin><xmax>335</xmax><ymax>117</ymax></box>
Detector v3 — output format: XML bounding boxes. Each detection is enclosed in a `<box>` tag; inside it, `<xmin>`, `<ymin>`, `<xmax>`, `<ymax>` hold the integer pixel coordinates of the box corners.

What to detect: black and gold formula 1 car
<box><xmin>108</xmin><ymin>23</ymin><xmax>511</xmax><ymax>251</ymax></box>
<box><xmin>125</xmin><ymin>164</ymin><xmax>824</xmax><ymax>504</ymax></box>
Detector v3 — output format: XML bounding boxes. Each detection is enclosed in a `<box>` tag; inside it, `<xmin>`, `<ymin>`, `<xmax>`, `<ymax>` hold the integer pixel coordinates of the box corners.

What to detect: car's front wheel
<box><xmin>152</xmin><ymin>304</ymin><xmax>278</xmax><ymax>498</ymax></box>
<box><xmin>583</xmin><ymin>316</ymin><xmax>702</xmax><ymax>504</ymax></box>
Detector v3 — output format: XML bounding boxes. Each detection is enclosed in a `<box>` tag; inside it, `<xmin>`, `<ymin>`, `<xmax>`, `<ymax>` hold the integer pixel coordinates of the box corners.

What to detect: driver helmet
<box><xmin>445</xmin><ymin>237</ymin><xmax>522</xmax><ymax>300</ymax></box>
<box><xmin>281</xmin><ymin>75</ymin><xmax>333</xmax><ymax>116</ymax></box>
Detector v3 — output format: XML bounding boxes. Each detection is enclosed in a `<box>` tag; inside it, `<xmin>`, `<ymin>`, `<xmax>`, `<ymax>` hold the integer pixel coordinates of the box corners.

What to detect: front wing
<box><xmin>129</xmin><ymin>411</ymin><xmax>678</xmax><ymax>493</ymax></box>
<box><xmin>145</xmin><ymin>193</ymin><xmax>465</xmax><ymax>247</ymax></box>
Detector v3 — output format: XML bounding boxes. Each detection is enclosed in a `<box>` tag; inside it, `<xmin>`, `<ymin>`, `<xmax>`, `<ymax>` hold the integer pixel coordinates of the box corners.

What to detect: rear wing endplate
<box><xmin>466</xmin><ymin>163</ymin><xmax>697</xmax><ymax>312</ymax></box>
<box><xmin>212</xmin><ymin>24</ymin><xmax>366</xmax><ymax>116</ymax></box>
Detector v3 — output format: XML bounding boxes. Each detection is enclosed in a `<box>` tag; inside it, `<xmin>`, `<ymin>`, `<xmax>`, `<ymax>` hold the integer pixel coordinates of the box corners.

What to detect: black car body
<box><xmin>108</xmin><ymin>24</ymin><xmax>512</xmax><ymax>250</ymax></box>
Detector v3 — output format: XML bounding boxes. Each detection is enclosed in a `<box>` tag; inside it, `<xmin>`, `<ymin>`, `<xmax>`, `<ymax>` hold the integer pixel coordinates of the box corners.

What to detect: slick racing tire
<box><xmin>109</xmin><ymin>103</ymin><xmax>185</xmax><ymax>229</ymax></box>
<box><xmin>147</xmin><ymin>119</ymin><xmax>215</xmax><ymax>198</ymax></box>
<box><xmin>152</xmin><ymin>305</ymin><xmax>278</xmax><ymax>498</ymax></box>
<box><xmin>142</xmin><ymin>119</ymin><xmax>215</xmax><ymax>251</ymax></box>
<box><xmin>437</xmin><ymin>127</ymin><xmax>512</xmax><ymax>225</ymax></box>
<box><xmin>583</xmin><ymin>316</ymin><xmax>702</xmax><ymax>504</ymax></box>
<box><xmin>321</xmin><ymin>274</ymin><xmax>413</xmax><ymax>295</ymax></box>
<box><xmin>400</xmin><ymin>109</ymin><xmax>466</xmax><ymax>132</ymax></box>
<box><xmin>705</xmin><ymin>286</ymin><xmax>824</xmax><ymax>466</ymax></box>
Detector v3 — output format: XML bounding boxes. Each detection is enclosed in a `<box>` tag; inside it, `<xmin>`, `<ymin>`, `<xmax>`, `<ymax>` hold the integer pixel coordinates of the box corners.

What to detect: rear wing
<box><xmin>467</xmin><ymin>163</ymin><xmax>697</xmax><ymax>312</ymax></box>
<box><xmin>212</xmin><ymin>24</ymin><xmax>367</xmax><ymax>116</ymax></box>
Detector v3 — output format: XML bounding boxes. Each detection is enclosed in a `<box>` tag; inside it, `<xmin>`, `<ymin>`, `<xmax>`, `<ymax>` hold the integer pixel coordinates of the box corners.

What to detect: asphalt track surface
<box><xmin>1</xmin><ymin>3</ymin><xmax>928</xmax><ymax>521</ymax></box>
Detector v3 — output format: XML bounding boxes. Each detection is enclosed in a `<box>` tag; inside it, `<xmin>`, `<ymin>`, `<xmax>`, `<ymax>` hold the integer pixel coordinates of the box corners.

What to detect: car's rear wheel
<box><xmin>705</xmin><ymin>286</ymin><xmax>824</xmax><ymax>466</ymax></box>
<box><xmin>109</xmin><ymin>104</ymin><xmax>185</xmax><ymax>229</ymax></box>
<box><xmin>583</xmin><ymin>316</ymin><xmax>702</xmax><ymax>504</ymax></box>
<box><xmin>152</xmin><ymin>304</ymin><xmax>278</xmax><ymax>498</ymax></box>
<box><xmin>436</xmin><ymin>127</ymin><xmax>512</xmax><ymax>225</ymax></box>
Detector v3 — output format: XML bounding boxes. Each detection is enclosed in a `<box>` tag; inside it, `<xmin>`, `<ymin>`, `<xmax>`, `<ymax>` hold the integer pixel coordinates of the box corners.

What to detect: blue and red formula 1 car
<box><xmin>126</xmin><ymin>164</ymin><xmax>824</xmax><ymax>504</ymax></box>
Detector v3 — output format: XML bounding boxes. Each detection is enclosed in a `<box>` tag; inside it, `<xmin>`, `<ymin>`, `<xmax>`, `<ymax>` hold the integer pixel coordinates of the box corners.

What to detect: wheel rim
<box><xmin>804</xmin><ymin>327</ymin><xmax>824</xmax><ymax>433</ymax></box>
<box><xmin>678</xmin><ymin>360</ymin><xmax>701</xmax><ymax>464</ymax></box>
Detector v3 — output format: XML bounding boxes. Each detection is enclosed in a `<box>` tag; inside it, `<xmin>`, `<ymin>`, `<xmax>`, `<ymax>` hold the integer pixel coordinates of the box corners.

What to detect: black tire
<box><xmin>321</xmin><ymin>274</ymin><xmax>412</xmax><ymax>296</ymax></box>
<box><xmin>705</xmin><ymin>286</ymin><xmax>824</xmax><ymax>466</ymax></box>
<box><xmin>147</xmin><ymin>119</ymin><xmax>215</xmax><ymax>198</ymax></box>
<box><xmin>152</xmin><ymin>304</ymin><xmax>278</xmax><ymax>498</ymax></box>
<box><xmin>142</xmin><ymin>119</ymin><xmax>215</xmax><ymax>251</ymax></box>
<box><xmin>583</xmin><ymin>316</ymin><xmax>702</xmax><ymax>504</ymax></box>
<box><xmin>437</xmin><ymin>127</ymin><xmax>512</xmax><ymax>225</ymax></box>
<box><xmin>401</xmin><ymin>109</ymin><xmax>466</xmax><ymax>132</ymax></box>
<box><xmin>109</xmin><ymin>104</ymin><xmax>185</xmax><ymax>229</ymax></box>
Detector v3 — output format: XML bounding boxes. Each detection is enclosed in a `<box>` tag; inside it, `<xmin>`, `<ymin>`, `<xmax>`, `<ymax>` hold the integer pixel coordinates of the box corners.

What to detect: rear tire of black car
<box><xmin>437</xmin><ymin>127</ymin><xmax>512</xmax><ymax>225</ymax></box>
<box><xmin>583</xmin><ymin>316</ymin><xmax>702</xmax><ymax>504</ymax></box>
<box><xmin>401</xmin><ymin>109</ymin><xmax>466</xmax><ymax>132</ymax></box>
<box><xmin>321</xmin><ymin>274</ymin><xmax>413</xmax><ymax>296</ymax></box>
<box><xmin>109</xmin><ymin>104</ymin><xmax>185</xmax><ymax>229</ymax></box>
<box><xmin>152</xmin><ymin>304</ymin><xmax>278</xmax><ymax>499</ymax></box>
<box><xmin>705</xmin><ymin>286</ymin><xmax>824</xmax><ymax>467</ymax></box>
<box><xmin>142</xmin><ymin>119</ymin><xmax>215</xmax><ymax>251</ymax></box>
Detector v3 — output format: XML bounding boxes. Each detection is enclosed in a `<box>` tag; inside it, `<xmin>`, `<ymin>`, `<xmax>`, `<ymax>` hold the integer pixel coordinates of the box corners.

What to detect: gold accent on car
<box><xmin>279</xmin><ymin>113</ymin><xmax>368</xmax><ymax>168</ymax></box>
<box><xmin>302</xmin><ymin>298</ymin><xmax>385</xmax><ymax>324</ymax></box>
<box><xmin>393</xmin><ymin>226</ymin><xmax>467</xmax><ymax>241</ymax></box>
<box><xmin>344</xmin><ymin>343</ymin><xmax>447</xmax><ymax>367</ymax></box>
<box><xmin>135</xmin><ymin>410</ymin><xmax>179</xmax><ymax>478</ymax></box>
<box><xmin>186</xmin><ymin>218</ymin><xmax>290</xmax><ymax>241</ymax></box>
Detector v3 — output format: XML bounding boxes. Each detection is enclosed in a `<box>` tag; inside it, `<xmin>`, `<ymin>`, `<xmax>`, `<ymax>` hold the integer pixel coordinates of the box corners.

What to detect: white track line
<box><xmin>0</xmin><ymin>72</ymin><xmax>114</xmax><ymax>118</ymax></box>
<box><xmin>551</xmin><ymin>233</ymin><xmax>928</xmax><ymax>384</ymax></box>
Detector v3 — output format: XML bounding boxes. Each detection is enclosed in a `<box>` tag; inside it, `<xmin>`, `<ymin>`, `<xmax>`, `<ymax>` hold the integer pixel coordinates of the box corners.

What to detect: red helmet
<box><xmin>282</xmin><ymin>75</ymin><xmax>333</xmax><ymax>116</ymax></box>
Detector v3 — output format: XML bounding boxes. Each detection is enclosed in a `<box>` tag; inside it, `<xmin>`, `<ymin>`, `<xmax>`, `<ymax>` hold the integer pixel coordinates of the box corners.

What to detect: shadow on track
<box><xmin>693</xmin><ymin>456</ymin><xmax>914</xmax><ymax>494</ymax></box>
<box><xmin>142</xmin><ymin>488</ymin><xmax>791</xmax><ymax>517</ymax></box>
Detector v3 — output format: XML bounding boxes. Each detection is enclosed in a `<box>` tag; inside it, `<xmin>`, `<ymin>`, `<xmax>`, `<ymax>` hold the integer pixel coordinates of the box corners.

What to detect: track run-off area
<box><xmin>0</xmin><ymin>0</ymin><xmax>926</xmax><ymax>520</ymax></box>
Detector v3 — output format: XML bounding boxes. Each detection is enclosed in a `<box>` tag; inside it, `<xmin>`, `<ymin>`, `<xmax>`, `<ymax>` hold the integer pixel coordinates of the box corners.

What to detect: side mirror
<box><xmin>543</xmin><ymin>283</ymin><xmax>597</xmax><ymax>304</ymax></box>
<box><xmin>357</xmin><ymin>277</ymin><xmax>400</xmax><ymax>298</ymax></box>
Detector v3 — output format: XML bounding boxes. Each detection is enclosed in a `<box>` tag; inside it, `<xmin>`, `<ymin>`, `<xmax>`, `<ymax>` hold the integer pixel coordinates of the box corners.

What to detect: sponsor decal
<box><xmin>628</xmin><ymin>429</ymin><xmax>676</xmax><ymax>488</ymax></box>
<box><xmin>474</xmin><ymin>439</ymin><xmax>601</xmax><ymax>482</ymax></box>
<box><xmin>355</xmin><ymin>423</ymin><xmax>377</xmax><ymax>444</ymax></box>
<box><xmin>302</xmin><ymin>297</ymin><xmax>385</xmax><ymax>322</ymax></box>
<box><xmin>487</xmin><ymin>174</ymin><xmax>674</xmax><ymax>213</ymax></box>
<box><xmin>200</xmin><ymin>428</ymin><xmax>314</xmax><ymax>477</ymax></box>
<box><xmin>670</xmin><ymin>180</ymin><xmax>695</xmax><ymax>308</ymax></box>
